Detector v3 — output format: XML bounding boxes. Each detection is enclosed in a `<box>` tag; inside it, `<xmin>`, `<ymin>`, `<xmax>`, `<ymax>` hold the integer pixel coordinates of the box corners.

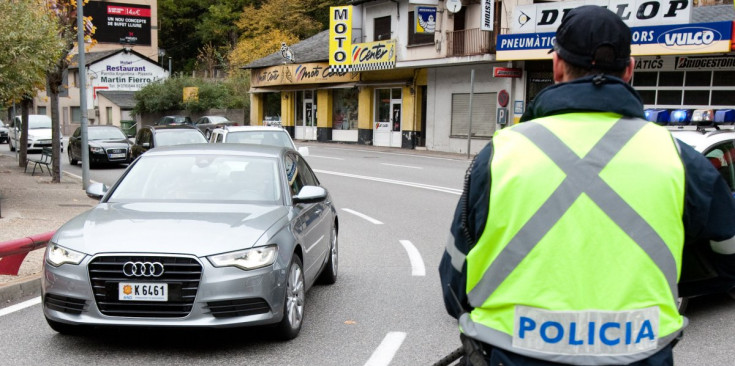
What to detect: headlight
<box><xmin>46</xmin><ymin>243</ymin><xmax>86</xmax><ymax>267</ymax></box>
<box><xmin>208</xmin><ymin>245</ymin><xmax>278</xmax><ymax>270</ymax></box>
<box><xmin>90</xmin><ymin>146</ymin><xmax>105</xmax><ymax>154</ymax></box>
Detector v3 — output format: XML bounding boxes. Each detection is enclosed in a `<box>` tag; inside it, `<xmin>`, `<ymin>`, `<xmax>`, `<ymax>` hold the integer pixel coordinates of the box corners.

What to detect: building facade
<box><xmin>245</xmin><ymin>0</ymin><xmax>735</xmax><ymax>154</ymax></box>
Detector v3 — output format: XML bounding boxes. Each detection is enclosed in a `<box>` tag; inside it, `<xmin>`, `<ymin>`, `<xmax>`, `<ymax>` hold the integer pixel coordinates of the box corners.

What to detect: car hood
<box><xmin>54</xmin><ymin>202</ymin><xmax>289</xmax><ymax>257</ymax></box>
<box><xmin>28</xmin><ymin>128</ymin><xmax>52</xmax><ymax>140</ymax></box>
<box><xmin>89</xmin><ymin>139</ymin><xmax>131</xmax><ymax>148</ymax></box>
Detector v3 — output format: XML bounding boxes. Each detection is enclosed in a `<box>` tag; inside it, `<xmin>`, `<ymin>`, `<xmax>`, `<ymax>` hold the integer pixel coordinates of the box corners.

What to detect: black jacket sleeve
<box><xmin>439</xmin><ymin>142</ymin><xmax>493</xmax><ymax>319</ymax></box>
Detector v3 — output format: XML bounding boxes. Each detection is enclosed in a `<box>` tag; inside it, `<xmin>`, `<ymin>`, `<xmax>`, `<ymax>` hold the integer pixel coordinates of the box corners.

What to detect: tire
<box><xmin>275</xmin><ymin>256</ymin><xmax>305</xmax><ymax>340</ymax></box>
<box><xmin>318</xmin><ymin>224</ymin><xmax>338</xmax><ymax>285</ymax></box>
<box><xmin>68</xmin><ymin>148</ymin><xmax>77</xmax><ymax>165</ymax></box>
<box><xmin>46</xmin><ymin>317</ymin><xmax>83</xmax><ymax>335</ymax></box>
<box><xmin>677</xmin><ymin>297</ymin><xmax>689</xmax><ymax>315</ymax></box>
<box><xmin>205</xmin><ymin>129</ymin><xmax>212</xmax><ymax>140</ymax></box>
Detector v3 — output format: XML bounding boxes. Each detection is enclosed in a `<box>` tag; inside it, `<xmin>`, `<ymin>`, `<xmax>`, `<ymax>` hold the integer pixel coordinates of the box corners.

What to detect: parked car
<box><xmin>209</xmin><ymin>126</ymin><xmax>309</xmax><ymax>156</ymax></box>
<box><xmin>67</xmin><ymin>125</ymin><xmax>132</xmax><ymax>167</ymax></box>
<box><xmin>154</xmin><ymin>115</ymin><xmax>193</xmax><ymax>126</ymax></box>
<box><xmin>131</xmin><ymin>125</ymin><xmax>207</xmax><ymax>160</ymax></box>
<box><xmin>669</xmin><ymin>125</ymin><xmax>735</xmax><ymax>312</ymax></box>
<box><xmin>8</xmin><ymin>114</ymin><xmax>63</xmax><ymax>152</ymax></box>
<box><xmin>0</xmin><ymin>120</ymin><xmax>8</xmax><ymax>143</ymax></box>
<box><xmin>42</xmin><ymin>144</ymin><xmax>338</xmax><ymax>339</ymax></box>
<box><xmin>194</xmin><ymin>115</ymin><xmax>238</xmax><ymax>140</ymax></box>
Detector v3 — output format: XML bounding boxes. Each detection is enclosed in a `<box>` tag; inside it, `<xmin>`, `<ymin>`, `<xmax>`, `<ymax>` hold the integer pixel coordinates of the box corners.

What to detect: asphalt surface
<box><xmin>0</xmin><ymin>151</ymin><xmax>99</xmax><ymax>305</ymax></box>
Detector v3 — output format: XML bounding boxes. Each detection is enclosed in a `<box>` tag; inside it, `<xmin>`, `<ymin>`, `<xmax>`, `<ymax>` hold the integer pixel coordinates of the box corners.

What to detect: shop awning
<box><xmin>249</xmin><ymin>82</ymin><xmax>357</xmax><ymax>93</ymax></box>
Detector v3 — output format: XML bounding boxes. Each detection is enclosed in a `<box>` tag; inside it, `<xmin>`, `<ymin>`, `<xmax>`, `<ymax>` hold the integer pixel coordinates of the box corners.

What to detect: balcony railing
<box><xmin>447</xmin><ymin>28</ymin><xmax>492</xmax><ymax>57</ymax></box>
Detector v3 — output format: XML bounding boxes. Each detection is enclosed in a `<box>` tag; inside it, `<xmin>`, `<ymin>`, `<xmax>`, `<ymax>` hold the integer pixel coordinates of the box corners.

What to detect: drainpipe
<box><xmin>390</xmin><ymin>0</ymin><xmax>400</xmax><ymax>19</ymax></box>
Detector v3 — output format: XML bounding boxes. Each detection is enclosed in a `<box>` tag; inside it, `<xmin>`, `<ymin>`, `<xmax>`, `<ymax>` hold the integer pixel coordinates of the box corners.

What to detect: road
<box><xmin>1</xmin><ymin>142</ymin><xmax>734</xmax><ymax>365</ymax></box>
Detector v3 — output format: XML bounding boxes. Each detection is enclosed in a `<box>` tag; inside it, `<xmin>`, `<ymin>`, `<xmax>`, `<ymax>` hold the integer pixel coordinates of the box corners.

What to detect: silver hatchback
<box><xmin>42</xmin><ymin>144</ymin><xmax>338</xmax><ymax>339</ymax></box>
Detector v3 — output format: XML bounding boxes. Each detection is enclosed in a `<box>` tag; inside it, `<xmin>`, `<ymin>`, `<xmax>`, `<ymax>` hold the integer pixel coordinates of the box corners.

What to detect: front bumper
<box><xmin>90</xmin><ymin>148</ymin><xmax>129</xmax><ymax>164</ymax></box>
<box><xmin>42</xmin><ymin>253</ymin><xmax>288</xmax><ymax>328</ymax></box>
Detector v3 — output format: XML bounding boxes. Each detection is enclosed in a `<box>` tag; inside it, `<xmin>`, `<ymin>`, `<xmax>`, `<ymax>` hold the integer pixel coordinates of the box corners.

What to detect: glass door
<box><xmin>374</xmin><ymin>88</ymin><xmax>402</xmax><ymax>147</ymax></box>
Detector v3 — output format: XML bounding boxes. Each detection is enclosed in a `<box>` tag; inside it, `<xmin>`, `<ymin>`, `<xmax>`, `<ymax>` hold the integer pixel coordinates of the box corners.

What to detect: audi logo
<box><xmin>122</xmin><ymin>261</ymin><xmax>165</xmax><ymax>277</ymax></box>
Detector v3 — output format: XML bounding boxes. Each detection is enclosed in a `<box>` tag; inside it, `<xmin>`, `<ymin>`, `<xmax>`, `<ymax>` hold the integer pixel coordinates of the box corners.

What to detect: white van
<box><xmin>8</xmin><ymin>115</ymin><xmax>63</xmax><ymax>152</ymax></box>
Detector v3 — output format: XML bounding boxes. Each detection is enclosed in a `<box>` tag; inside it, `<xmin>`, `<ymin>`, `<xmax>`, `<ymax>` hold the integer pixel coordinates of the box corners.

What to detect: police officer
<box><xmin>439</xmin><ymin>5</ymin><xmax>735</xmax><ymax>366</ymax></box>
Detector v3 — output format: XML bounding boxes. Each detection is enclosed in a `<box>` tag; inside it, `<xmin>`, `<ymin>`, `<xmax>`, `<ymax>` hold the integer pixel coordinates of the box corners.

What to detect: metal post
<box><xmin>77</xmin><ymin>1</ymin><xmax>90</xmax><ymax>189</ymax></box>
<box><xmin>168</xmin><ymin>57</ymin><xmax>172</xmax><ymax>75</ymax></box>
<box><xmin>466</xmin><ymin>69</ymin><xmax>475</xmax><ymax>159</ymax></box>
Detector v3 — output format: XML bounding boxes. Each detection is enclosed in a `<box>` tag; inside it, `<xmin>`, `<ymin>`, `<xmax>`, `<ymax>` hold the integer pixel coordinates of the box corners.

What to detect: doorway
<box><xmin>295</xmin><ymin>90</ymin><xmax>317</xmax><ymax>140</ymax></box>
<box><xmin>374</xmin><ymin>88</ymin><xmax>402</xmax><ymax>147</ymax></box>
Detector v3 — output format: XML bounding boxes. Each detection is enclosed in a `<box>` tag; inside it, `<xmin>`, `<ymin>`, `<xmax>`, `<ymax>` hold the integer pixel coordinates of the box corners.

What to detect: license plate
<box><xmin>39</xmin><ymin>139</ymin><xmax>51</xmax><ymax>144</ymax></box>
<box><xmin>109</xmin><ymin>153</ymin><xmax>126</xmax><ymax>158</ymax></box>
<box><xmin>119</xmin><ymin>282</ymin><xmax>168</xmax><ymax>301</ymax></box>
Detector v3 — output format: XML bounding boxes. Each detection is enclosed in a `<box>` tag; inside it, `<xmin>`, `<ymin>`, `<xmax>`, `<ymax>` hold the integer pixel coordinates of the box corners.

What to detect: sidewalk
<box><xmin>0</xmin><ymin>153</ymin><xmax>98</xmax><ymax>304</ymax></box>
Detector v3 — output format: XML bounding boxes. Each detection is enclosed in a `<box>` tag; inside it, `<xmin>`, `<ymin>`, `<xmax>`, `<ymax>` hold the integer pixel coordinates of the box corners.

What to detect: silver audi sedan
<box><xmin>42</xmin><ymin>144</ymin><xmax>338</xmax><ymax>339</ymax></box>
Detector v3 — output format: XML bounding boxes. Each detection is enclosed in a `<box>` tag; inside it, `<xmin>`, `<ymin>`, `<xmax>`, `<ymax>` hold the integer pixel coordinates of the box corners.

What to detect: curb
<box><xmin>0</xmin><ymin>275</ymin><xmax>41</xmax><ymax>305</ymax></box>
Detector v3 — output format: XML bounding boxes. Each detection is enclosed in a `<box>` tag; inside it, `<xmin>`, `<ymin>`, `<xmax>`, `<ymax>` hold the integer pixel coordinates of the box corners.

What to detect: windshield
<box><xmin>109</xmin><ymin>154</ymin><xmax>282</xmax><ymax>203</ymax></box>
<box><xmin>155</xmin><ymin>130</ymin><xmax>207</xmax><ymax>146</ymax></box>
<box><xmin>88</xmin><ymin>127</ymin><xmax>126</xmax><ymax>140</ymax></box>
<box><xmin>225</xmin><ymin>131</ymin><xmax>294</xmax><ymax>149</ymax></box>
<box><xmin>28</xmin><ymin>115</ymin><xmax>52</xmax><ymax>129</ymax></box>
<box><xmin>209</xmin><ymin>116</ymin><xmax>229</xmax><ymax>123</ymax></box>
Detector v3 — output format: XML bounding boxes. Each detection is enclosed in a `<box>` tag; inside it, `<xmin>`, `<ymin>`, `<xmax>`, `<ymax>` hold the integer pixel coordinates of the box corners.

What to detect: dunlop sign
<box><xmin>330</xmin><ymin>6</ymin><xmax>353</xmax><ymax>73</ymax></box>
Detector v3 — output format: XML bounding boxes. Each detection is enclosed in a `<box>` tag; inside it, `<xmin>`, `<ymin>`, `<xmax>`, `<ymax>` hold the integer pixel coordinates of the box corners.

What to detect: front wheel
<box><xmin>205</xmin><ymin>129</ymin><xmax>212</xmax><ymax>140</ymax></box>
<box><xmin>318</xmin><ymin>225</ymin><xmax>338</xmax><ymax>285</ymax></box>
<box><xmin>275</xmin><ymin>256</ymin><xmax>305</xmax><ymax>340</ymax></box>
<box><xmin>68</xmin><ymin>148</ymin><xmax>77</xmax><ymax>165</ymax></box>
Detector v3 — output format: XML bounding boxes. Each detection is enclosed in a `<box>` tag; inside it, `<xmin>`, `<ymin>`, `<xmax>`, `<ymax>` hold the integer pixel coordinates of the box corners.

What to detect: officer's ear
<box><xmin>621</xmin><ymin>57</ymin><xmax>635</xmax><ymax>83</ymax></box>
<box><xmin>552</xmin><ymin>52</ymin><xmax>566</xmax><ymax>84</ymax></box>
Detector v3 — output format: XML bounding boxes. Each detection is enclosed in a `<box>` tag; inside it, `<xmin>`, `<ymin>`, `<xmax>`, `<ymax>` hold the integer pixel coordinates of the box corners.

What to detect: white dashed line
<box><xmin>364</xmin><ymin>331</ymin><xmax>407</xmax><ymax>366</ymax></box>
<box><xmin>308</xmin><ymin>155</ymin><xmax>344</xmax><ymax>160</ymax></box>
<box><xmin>342</xmin><ymin>208</ymin><xmax>384</xmax><ymax>225</ymax></box>
<box><xmin>314</xmin><ymin>169</ymin><xmax>462</xmax><ymax>195</ymax></box>
<box><xmin>380</xmin><ymin>163</ymin><xmax>422</xmax><ymax>170</ymax></box>
<box><xmin>0</xmin><ymin>297</ymin><xmax>41</xmax><ymax>317</ymax></box>
<box><xmin>399</xmin><ymin>240</ymin><xmax>425</xmax><ymax>276</ymax></box>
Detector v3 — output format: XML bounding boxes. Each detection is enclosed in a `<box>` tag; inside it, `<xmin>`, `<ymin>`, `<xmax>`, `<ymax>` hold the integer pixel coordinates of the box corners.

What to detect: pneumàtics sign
<box><xmin>251</xmin><ymin>63</ymin><xmax>359</xmax><ymax>87</ymax></box>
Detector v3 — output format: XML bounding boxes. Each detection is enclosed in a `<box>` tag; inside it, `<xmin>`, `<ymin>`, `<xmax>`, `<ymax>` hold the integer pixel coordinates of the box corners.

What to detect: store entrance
<box><xmin>295</xmin><ymin>90</ymin><xmax>317</xmax><ymax>140</ymax></box>
<box><xmin>374</xmin><ymin>88</ymin><xmax>402</xmax><ymax>147</ymax></box>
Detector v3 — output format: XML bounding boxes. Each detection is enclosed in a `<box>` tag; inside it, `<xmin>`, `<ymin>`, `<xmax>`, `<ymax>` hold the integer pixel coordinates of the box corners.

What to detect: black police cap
<box><xmin>552</xmin><ymin>5</ymin><xmax>631</xmax><ymax>72</ymax></box>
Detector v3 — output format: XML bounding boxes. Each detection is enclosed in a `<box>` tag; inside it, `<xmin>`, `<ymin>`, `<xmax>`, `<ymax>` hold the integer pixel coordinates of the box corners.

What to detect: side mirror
<box><xmin>292</xmin><ymin>185</ymin><xmax>326</xmax><ymax>204</ymax></box>
<box><xmin>298</xmin><ymin>146</ymin><xmax>310</xmax><ymax>157</ymax></box>
<box><xmin>86</xmin><ymin>182</ymin><xmax>109</xmax><ymax>200</ymax></box>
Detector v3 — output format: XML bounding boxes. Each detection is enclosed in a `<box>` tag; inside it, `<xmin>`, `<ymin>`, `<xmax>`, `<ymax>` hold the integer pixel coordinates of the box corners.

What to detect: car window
<box><xmin>109</xmin><ymin>154</ymin><xmax>281</xmax><ymax>203</ymax></box>
<box><xmin>215</xmin><ymin>133</ymin><xmax>224</xmax><ymax>143</ymax></box>
<box><xmin>704</xmin><ymin>141</ymin><xmax>735</xmax><ymax>192</ymax></box>
<box><xmin>73</xmin><ymin>127</ymin><xmax>81</xmax><ymax>138</ymax></box>
<box><xmin>225</xmin><ymin>131</ymin><xmax>294</xmax><ymax>149</ymax></box>
<box><xmin>155</xmin><ymin>130</ymin><xmax>207</xmax><ymax>146</ymax></box>
<box><xmin>285</xmin><ymin>153</ymin><xmax>318</xmax><ymax>196</ymax></box>
<box><xmin>88</xmin><ymin>127</ymin><xmax>126</xmax><ymax>140</ymax></box>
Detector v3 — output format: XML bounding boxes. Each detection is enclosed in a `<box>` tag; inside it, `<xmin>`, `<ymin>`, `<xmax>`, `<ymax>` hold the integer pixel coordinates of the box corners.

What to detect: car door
<box><xmin>285</xmin><ymin>152</ymin><xmax>331</xmax><ymax>284</ymax></box>
<box><xmin>69</xmin><ymin>127</ymin><xmax>81</xmax><ymax>160</ymax></box>
<box><xmin>703</xmin><ymin>139</ymin><xmax>735</xmax><ymax>195</ymax></box>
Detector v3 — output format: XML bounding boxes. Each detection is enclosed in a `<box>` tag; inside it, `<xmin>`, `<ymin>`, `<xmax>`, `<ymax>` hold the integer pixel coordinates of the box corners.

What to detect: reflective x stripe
<box><xmin>445</xmin><ymin>233</ymin><xmax>466</xmax><ymax>271</ymax></box>
<box><xmin>468</xmin><ymin>119</ymin><xmax>679</xmax><ymax>307</ymax></box>
<box><xmin>711</xmin><ymin>236</ymin><xmax>735</xmax><ymax>255</ymax></box>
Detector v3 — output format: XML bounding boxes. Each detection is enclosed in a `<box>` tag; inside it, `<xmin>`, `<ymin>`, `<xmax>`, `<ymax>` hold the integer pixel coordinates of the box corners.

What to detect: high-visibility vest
<box><xmin>460</xmin><ymin>113</ymin><xmax>686</xmax><ymax>365</ymax></box>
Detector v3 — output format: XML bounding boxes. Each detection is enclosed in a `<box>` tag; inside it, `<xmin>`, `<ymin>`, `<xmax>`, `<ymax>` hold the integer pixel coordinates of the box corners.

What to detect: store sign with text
<box><xmin>497</xmin><ymin>21</ymin><xmax>732</xmax><ymax>61</ymax></box>
<box><xmin>251</xmin><ymin>63</ymin><xmax>360</xmax><ymax>87</ymax></box>
<box><xmin>511</xmin><ymin>0</ymin><xmax>691</xmax><ymax>34</ymax></box>
<box><xmin>86</xmin><ymin>1</ymin><xmax>152</xmax><ymax>45</ymax></box>
<box><xmin>329</xmin><ymin>6</ymin><xmax>396</xmax><ymax>72</ymax></box>
<box><xmin>88</xmin><ymin>52</ymin><xmax>167</xmax><ymax>91</ymax></box>
<box><xmin>634</xmin><ymin>55</ymin><xmax>735</xmax><ymax>71</ymax></box>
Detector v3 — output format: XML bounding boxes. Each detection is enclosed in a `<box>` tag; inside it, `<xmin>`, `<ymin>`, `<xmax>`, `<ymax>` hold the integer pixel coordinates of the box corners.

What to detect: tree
<box><xmin>132</xmin><ymin>75</ymin><xmax>249</xmax><ymax>116</ymax></box>
<box><xmin>0</xmin><ymin>0</ymin><xmax>63</xmax><ymax>168</ymax></box>
<box><xmin>45</xmin><ymin>0</ymin><xmax>96</xmax><ymax>183</ymax></box>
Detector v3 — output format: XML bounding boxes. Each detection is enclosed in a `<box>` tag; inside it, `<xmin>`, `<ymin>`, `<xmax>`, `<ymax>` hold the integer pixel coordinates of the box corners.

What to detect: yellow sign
<box><xmin>183</xmin><ymin>87</ymin><xmax>198</xmax><ymax>102</ymax></box>
<box><xmin>350</xmin><ymin>40</ymin><xmax>396</xmax><ymax>72</ymax></box>
<box><xmin>251</xmin><ymin>63</ymin><xmax>359</xmax><ymax>87</ymax></box>
<box><xmin>329</xmin><ymin>6</ymin><xmax>352</xmax><ymax>72</ymax></box>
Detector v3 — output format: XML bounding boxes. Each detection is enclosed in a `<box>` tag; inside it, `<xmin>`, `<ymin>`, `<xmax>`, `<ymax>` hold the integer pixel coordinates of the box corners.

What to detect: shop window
<box><xmin>408</xmin><ymin>11</ymin><xmax>434</xmax><ymax>46</ymax></box>
<box><xmin>71</xmin><ymin>106</ymin><xmax>81</xmax><ymax>123</ymax></box>
<box><xmin>632</xmin><ymin>72</ymin><xmax>657</xmax><ymax>87</ymax></box>
<box><xmin>450</xmin><ymin>93</ymin><xmax>496</xmax><ymax>138</ymax></box>
<box><xmin>712</xmin><ymin>90</ymin><xmax>735</xmax><ymax>106</ymax></box>
<box><xmin>659</xmin><ymin>72</ymin><xmax>683</xmax><ymax>86</ymax></box>
<box><xmin>375</xmin><ymin>89</ymin><xmax>391</xmax><ymax>123</ymax></box>
<box><xmin>295</xmin><ymin>92</ymin><xmax>304</xmax><ymax>125</ymax></box>
<box><xmin>685</xmin><ymin>71</ymin><xmax>711</xmax><ymax>87</ymax></box>
<box><xmin>713</xmin><ymin>71</ymin><xmax>735</xmax><ymax>86</ymax></box>
<box><xmin>374</xmin><ymin>16</ymin><xmax>391</xmax><ymax>41</ymax></box>
<box><xmin>657</xmin><ymin>90</ymin><xmax>682</xmax><ymax>105</ymax></box>
<box><xmin>263</xmin><ymin>92</ymin><xmax>281</xmax><ymax>123</ymax></box>
<box><xmin>332</xmin><ymin>88</ymin><xmax>359</xmax><ymax>130</ymax></box>
<box><xmin>684</xmin><ymin>90</ymin><xmax>709</xmax><ymax>105</ymax></box>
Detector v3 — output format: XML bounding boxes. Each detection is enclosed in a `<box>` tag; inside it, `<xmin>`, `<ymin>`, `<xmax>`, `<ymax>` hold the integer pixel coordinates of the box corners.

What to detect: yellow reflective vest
<box><xmin>460</xmin><ymin>113</ymin><xmax>686</xmax><ymax>365</ymax></box>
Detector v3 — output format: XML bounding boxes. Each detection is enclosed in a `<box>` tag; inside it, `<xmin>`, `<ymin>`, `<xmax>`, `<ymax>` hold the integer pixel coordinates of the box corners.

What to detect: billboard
<box><xmin>86</xmin><ymin>1</ymin><xmax>152</xmax><ymax>45</ymax></box>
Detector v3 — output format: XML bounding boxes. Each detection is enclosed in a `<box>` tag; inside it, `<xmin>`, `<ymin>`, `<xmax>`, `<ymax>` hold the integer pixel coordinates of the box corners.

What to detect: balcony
<box><xmin>447</xmin><ymin>28</ymin><xmax>493</xmax><ymax>57</ymax></box>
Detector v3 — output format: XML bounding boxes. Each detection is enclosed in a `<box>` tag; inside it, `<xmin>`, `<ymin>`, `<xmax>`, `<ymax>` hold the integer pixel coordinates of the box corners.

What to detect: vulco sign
<box><xmin>511</xmin><ymin>0</ymin><xmax>691</xmax><ymax>34</ymax></box>
<box><xmin>659</xmin><ymin>27</ymin><xmax>720</xmax><ymax>48</ymax></box>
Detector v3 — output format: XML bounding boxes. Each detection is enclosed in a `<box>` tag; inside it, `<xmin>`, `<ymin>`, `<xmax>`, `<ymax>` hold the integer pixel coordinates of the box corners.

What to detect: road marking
<box><xmin>318</xmin><ymin>146</ymin><xmax>465</xmax><ymax>162</ymax></box>
<box><xmin>364</xmin><ymin>331</ymin><xmax>407</xmax><ymax>366</ymax></box>
<box><xmin>0</xmin><ymin>296</ymin><xmax>41</xmax><ymax>317</ymax></box>
<box><xmin>381</xmin><ymin>163</ymin><xmax>422</xmax><ymax>170</ymax></box>
<box><xmin>308</xmin><ymin>155</ymin><xmax>344</xmax><ymax>160</ymax></box>
<box><xmin>342</xmin><ymin>208</ymin><xmax>384</xmax><ymax>225</ymax></box>
<box><xmin>314</xmin><ymin>169</ymin><xmax>462</xmax><ymax>195</ymax></box>
<box><xmin>399</xmin><ymin>240</ymin><xmax>425</xmax><ymax>276</ymax></box>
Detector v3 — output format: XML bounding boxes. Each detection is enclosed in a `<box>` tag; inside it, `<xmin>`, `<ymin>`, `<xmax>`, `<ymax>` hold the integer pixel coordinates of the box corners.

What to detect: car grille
<box><xmin>88</xmin><ymin>255</ymin><xmax>202</xmax><ymax>318</ymax></box>
<box><xmin>206</xmin><ymin>298</ymin><xmax>271</xmax><ymax>318</ymax></box>
<box><xmin>107</xmin><ymin>148</ymin><xmax>126</xmax><ymax>154</ymax></box>
<box><xmin>44</xmin><ymin>294</ymin><xmax>87</xmax><ymax>315</ymax></box>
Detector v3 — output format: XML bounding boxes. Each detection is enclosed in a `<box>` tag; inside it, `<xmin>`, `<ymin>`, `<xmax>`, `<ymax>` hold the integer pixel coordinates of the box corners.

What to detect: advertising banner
<box><xmin>251</xmin><ymin>63</ymin><xmax>360</xmax><ymax>87</ymax></box>
<box><xmin>329</xmin><ymin>6</ymin><xmax>353</xmax><ymax>73</ymax></box>
<box><xmin>86</xmin><ymin>1</ymin><xmax>152</xmax><ymax>45</ymax></box>
<box><xmin>497</xmin><ymin>21</ymin><xmax>733</xmax><ymax>61</ymax></box>
<box><xmin>88</xmin><ymin>52</ymin><xmax>167</xmax><ymax>91</ymax></box>
<box><xmin>416</xmin><ymin>7</ymin><xmax>437</xmax><ymax>34</ymax></box>
<box><xmin>481</xmin><ymin>0</ymin><xmax>494</xmax><ymax>32</ymax></box>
